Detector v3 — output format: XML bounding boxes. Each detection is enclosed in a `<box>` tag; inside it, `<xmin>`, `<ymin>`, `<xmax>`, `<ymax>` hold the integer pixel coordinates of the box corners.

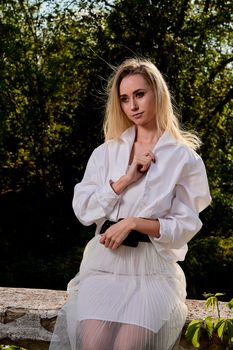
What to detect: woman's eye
<box><xmin>120</xmin><ymin>96</ymin><xmax>129</xmax><ymax>103</ymax></box>
<box><xmin>136</xmin><ymin>91</ymin><xmax>145</xmax><ymax>98</ymax></box>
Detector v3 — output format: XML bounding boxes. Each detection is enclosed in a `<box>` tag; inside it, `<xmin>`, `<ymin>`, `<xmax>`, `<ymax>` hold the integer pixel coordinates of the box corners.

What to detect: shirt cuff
<box><xmin>153</xmin><ymin>218</ymin><xmax>172</xmax><ymax>244</ymax></box>
<box><xmin>94</xmin><ymin>179</ymin><xmax>121</xmax><ymax>211</ymax></box>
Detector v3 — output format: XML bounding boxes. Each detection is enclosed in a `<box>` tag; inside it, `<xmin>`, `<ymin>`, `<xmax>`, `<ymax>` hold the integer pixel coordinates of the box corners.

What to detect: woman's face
<box><xmin>119</xmin><ymin>74</ymin><xmax>156</xmax><ymax>128</ymax></box>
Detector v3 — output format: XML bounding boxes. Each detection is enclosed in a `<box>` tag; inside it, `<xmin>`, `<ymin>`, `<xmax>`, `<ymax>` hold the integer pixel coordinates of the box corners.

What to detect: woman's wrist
<box><xmin>110</xmin><ymin>175</ymin><xmax>131</xmax><ymax>194</ymax></box>
<box><xmin>129</xmin><ymin>217</ymin><xmax>160</xmax><ymax>238</ymax></box>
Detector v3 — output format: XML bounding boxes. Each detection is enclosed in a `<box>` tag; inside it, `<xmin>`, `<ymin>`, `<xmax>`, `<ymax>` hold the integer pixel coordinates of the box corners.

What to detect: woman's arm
<box><xmin>99</xmin><ymin>217</ymin><xmax>160</xmax><ymax>250</ymax></box>
<box><xmin>130</xmin><ymin>217</ymin><xmax>160</xmax><ymax>238</ymax></box>
<box><xmin>72</xmin><ymin>148</ymin><xmax>121</xmax><ymax>226</ymax></box>
<box><xmin>153</xmin><ymin>155</ymin><xmax>211</xmax><ymax>249</ymax></box>
<box><xmin>73</xmin><ymin>146</ymin><xmax>155</xmax><ymax>226</ymax></box>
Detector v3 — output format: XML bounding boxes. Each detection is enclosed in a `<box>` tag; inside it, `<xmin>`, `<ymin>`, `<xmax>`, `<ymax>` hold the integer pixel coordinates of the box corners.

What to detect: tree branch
<box><xmin>173</xmin><ymin>0</ymin><xmax>190</xmax><ymax>38</ymax></box>
<box><xmin>208</xmin><ymin>56</ymin><xmax>233</xmax><ymax>83</ymax></box>
<box><xmin>102</xmin><ymin>0</ymin><xmax>115</xmax><ymax>8</ymax></box>
<box><xmin>211</xmin><ymin>88</ymin><xmax>233</xmax><ymax>117</ymax></box>
<box><xmin>204</xmin><ymin>0</ymin><xmax>211</xmax><ymax>14</ymax></box>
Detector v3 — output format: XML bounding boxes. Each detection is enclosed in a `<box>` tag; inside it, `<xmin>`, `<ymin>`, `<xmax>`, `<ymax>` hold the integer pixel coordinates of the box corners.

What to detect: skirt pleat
<box><xmin>49</xmin><ymin>235</ymin><xmax>188</xmax><ymax>350</ymax></box>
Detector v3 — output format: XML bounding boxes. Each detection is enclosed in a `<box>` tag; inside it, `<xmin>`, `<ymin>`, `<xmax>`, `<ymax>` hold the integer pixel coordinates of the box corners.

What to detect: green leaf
<box><xmin>227</xmin><ymin>299</ymin><xmax>233</xmax><ymax>310</ymax></box>
<box><xmin>216</xmin><ymin>319</ymin><xmax>226</xmax><ymax>341</ymax></box>
<box><xmin>215</xmin><ymin>293</ymin><xmax>225</xmax><ymax>297</ymax></box>
<box><xmin>205</xmin><ymin>316</ymin><xmax>214</xmax><ymax>339</ymax></box>
<box><xmin>226</xmin><ymin>319</ymin><xmax>233</xmax><ymax>343</ymax></box>
<box><xmin>185</xmin><ymin>320</ymin><xmax>202</xmax><ymax>348</ymax></box>
<box><xmin>214</xmin><ymin>318</ymin><xmax>224</xmax><ymax>329</ymax></box>
<box><xmin>203</xmin><ymin>292</ymin><xmax>214</xmax><ymax>299</ymax></box>
<box><xmin>205</xmin><ymin>296</ymin><xmax>216</xmax><ymax>312</ymax></box>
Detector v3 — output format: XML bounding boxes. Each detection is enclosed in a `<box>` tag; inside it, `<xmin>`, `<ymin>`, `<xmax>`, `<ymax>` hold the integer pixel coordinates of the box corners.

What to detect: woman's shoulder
<box><xmin>177</xmin><ymin>141</ymin><xmax>201</xmax><ymax>161</ymax></box>
<box><xmin>175</xmin><ymin>143</ymin><xmax>207</xmax><ymax>177</ymax></box>
<box><xmin>162</xmin><ymin>131</ymin><xmax>204</xmax><ymax>169</ymax></box>
<box><xmin>91</xmin><ymin>138</ymin><xmax>121</xmax><ymax>158</ymax></box>
<box><xmin>161</xmin><ymin>132</ymin><xmax>199</xmax><ymax>156</ymax></box>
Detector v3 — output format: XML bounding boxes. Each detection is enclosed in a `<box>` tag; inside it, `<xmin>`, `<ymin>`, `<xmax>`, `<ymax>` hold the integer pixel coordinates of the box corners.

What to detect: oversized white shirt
<box><xmin>73</xmin><ymin>126</ymin><xmax>211</xmax><ymax>262</ymax></box>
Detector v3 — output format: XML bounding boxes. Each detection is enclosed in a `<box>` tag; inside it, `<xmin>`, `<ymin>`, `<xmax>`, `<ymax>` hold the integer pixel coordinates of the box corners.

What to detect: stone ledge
<box><xmin>0</xmin><ymin>287</ymin><xmax>231</xmax><ymax>349</ymax></box>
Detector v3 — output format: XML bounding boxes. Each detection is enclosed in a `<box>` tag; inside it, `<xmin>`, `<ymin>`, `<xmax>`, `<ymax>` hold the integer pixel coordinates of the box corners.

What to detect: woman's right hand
<box><xmin>125</xmin><ymin>150</ymin><xmax>155</xmax><ymax>184</ymax></box>
<box><xmin>110</xmin><ymin>150</ymin><xmax>155</xmax><ymax>194</ymax></box>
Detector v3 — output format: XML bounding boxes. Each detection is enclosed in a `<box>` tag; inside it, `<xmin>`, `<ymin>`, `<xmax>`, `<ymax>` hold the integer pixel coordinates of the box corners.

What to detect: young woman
<box><xmin>49</xmin><ymin>58</ymin><xmax>211</xmax><ymax>350</ymax></box>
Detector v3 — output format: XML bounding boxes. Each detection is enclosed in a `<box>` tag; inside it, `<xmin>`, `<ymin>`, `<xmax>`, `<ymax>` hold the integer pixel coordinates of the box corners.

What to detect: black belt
<box><xmin>99</xmin><ymin>220</ymin><xmax>151</xmax><ymax>247</ymax></box>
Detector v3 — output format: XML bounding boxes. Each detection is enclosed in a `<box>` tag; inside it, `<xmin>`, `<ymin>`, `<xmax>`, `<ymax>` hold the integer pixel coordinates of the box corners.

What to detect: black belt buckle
<box><xmin>100</xmin><ymin>220</ymin><xmax>139</xmax><ymax>247</ymax></box>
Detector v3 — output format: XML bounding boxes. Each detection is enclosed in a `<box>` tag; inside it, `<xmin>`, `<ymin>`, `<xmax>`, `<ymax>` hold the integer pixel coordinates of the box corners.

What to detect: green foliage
<box><xmin>228</xmin><ymin>299</ymin><xmax>233</xmax><ymax>310</ymax></box>
<box><xmin>185</xmin><ymin>319</ymin><xmax>202</xmax><ymax>348</ymax></box>
<box><xmin>203</xmin><ymin>293</ymin><xmax>225</xmax><ymax>318</ymax></box>
<box><xmin>0</xmin><ymin>0</ymin><xmax>104</xmax><ymax>195</ymax></box>
<box><xmin>185</xmin><ymin>293</ymin><xmax>233</xmax><ymax>348</ymax></box>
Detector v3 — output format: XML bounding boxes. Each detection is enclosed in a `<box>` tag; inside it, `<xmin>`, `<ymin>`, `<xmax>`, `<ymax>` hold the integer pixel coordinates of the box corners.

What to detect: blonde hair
<box><xmin>103</xmin><ymin>58</ymin><xmax>201</xmax><ymax>150</ymax></box>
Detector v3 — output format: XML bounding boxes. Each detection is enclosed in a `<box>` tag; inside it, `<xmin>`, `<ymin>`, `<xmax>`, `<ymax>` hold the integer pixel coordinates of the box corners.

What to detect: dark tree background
<box><xmin>0</xmin><ymin>0</ymin><xmax>232</xmax><ymax>300</ymax></box>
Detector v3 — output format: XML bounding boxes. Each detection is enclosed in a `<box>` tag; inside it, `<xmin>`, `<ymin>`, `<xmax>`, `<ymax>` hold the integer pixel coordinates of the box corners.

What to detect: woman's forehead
<box><xmin>119</xmin><ymin>74</ymin><xmax>150</xmax><ymax>93</ymax></box>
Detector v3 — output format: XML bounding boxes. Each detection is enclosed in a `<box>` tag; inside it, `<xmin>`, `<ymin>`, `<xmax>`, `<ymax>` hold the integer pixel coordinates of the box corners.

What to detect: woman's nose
<box><xmin>130</xmin><ymin>98</ymin><xmax>138</xmax><ymax>110</ymax></box>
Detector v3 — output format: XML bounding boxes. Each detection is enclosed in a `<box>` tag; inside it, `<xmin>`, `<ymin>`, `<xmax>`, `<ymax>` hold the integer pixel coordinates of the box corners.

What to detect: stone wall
<box><xmin>0</xmin><ymin>287</ymin><xmax>231</xmax><ymax>350</ymax></box>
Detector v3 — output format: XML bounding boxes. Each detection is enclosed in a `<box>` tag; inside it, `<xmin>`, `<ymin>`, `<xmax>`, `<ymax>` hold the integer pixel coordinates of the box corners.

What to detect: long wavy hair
<box><xmin>103</xmin><ymin>58</ymin><xmax>201</xmax><ymax>150</ymax></box>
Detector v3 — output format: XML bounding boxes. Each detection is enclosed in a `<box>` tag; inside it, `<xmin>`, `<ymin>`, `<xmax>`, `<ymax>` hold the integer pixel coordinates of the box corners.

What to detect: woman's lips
<box><xmin>132</xmin><ymin>112</ymin><xmax>144</xmax><ymax>118</ymax></box>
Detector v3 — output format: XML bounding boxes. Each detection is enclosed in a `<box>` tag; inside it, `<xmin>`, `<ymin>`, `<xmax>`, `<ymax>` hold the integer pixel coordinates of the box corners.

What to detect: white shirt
<box><xmin>72</xmin><ymin>126</ymin><xmax>211</xmax><ymax>262</ymax></box>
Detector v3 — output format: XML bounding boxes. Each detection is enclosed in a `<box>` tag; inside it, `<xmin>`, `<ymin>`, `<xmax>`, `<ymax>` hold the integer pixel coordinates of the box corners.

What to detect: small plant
<box><xmin>0</xmin><ymin>347</ymin><xmax>27</xmax><ymax>350</ymax></box>
<box><xmin>185</xmin><ymin>292</ymin><xmax>233</xmax><ymax>349</ymax></box>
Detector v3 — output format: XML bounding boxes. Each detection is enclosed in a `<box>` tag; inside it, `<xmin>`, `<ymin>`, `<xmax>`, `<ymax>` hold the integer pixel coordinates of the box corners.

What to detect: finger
<box><xmin>99</xmin><ymin>234</ymin><xmax>106</xmax><ymax>244</ymax></box>
<box><xmin>101</xmin><ymin>234</ymin><xmax>110</xmax><ymax>247</ymax></box>
<box><xmin>104</xmin><ymin>237</ymin><xmax>111</xmax><ymax>248</ymax></box>
<box><xmin>144</xmin><ymin>151</ymin><xmax>155</xmax><ymax>163</ymax></box>
<box><xmin>150</xmin><ymin>153</ymin><xmax>156</xmax><ymax>163</ymax></box>
<box><xmin>111</xmin><ymin>242</ymin><xmax>120</xmax><ymax>250</ymax></box>
<box><xmin>139</xmin><ymin>159</ymin><xmax>151</xmax><ymax>172</ymax></box>
<box><xmin>107</xmin><ymin>238</ymin><xmax>115</xmax><ymax>249</ymax></box>
<box><xmin>138</xmin><ymin>164</ymin><xmax>149</xmax><ymax>172</ymax></box>
<box><xmin>109</xmin><ymin>235</ymin><xmax>121</xmax><ymax>249</ymax></box>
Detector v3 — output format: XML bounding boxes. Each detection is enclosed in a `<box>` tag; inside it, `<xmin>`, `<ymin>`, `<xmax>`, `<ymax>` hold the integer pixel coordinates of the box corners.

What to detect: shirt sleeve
<box><xmin>155</xmin><ymin>153</ymin><xmax>211</xmax><ymax>249</ymax></box>
<box><xmin>72</xmin><ymin>148</ymin><xmax>121</xmax><ymax>226</ymax></box>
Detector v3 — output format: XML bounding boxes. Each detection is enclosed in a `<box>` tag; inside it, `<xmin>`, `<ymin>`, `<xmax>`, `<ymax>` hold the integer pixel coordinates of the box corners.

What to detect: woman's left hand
<box><xmin>99</xmin><ymin>218</ymin><xmax>133</xmax><ymax>250</ymax></box>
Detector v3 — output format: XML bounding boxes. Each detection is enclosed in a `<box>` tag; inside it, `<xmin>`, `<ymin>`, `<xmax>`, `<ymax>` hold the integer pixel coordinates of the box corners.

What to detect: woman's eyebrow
<box><xmin>119</xmin><ymin>89</ymin><xmax>146</xmax><ymax>97</ymax></box>
<box><xmin>133</xmin><ymin>88</ymin><xmax>146</xmax><ymax>94</ymax></box>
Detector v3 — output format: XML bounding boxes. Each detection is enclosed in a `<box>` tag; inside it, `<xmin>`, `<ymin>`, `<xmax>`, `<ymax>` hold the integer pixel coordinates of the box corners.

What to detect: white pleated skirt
<box><xmin>49</xmin><ymin>235</ymin><xmax>188</xmax><ymax>350</ymax></box>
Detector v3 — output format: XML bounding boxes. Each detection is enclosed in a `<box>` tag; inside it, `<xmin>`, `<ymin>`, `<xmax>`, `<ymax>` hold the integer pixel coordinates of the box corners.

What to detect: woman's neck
<box><xmin>135</xmin><ymin>127</ymin><xmax>158</xmax><ymax>146</ymax></box>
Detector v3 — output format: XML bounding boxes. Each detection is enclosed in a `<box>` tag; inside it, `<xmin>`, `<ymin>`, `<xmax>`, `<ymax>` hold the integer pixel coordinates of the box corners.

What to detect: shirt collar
<box><xmin>120</xmin><ymin>126</ymin><xmax>177</xmax><ymax>150</ymax></box>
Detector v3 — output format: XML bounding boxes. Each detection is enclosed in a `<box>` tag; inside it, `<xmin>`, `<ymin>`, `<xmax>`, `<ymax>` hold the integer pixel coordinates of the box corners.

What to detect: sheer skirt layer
<box><xmin>49</xmin><ymin>235</ymin><xmax>188</xmax><ymax>350</ymax></box>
